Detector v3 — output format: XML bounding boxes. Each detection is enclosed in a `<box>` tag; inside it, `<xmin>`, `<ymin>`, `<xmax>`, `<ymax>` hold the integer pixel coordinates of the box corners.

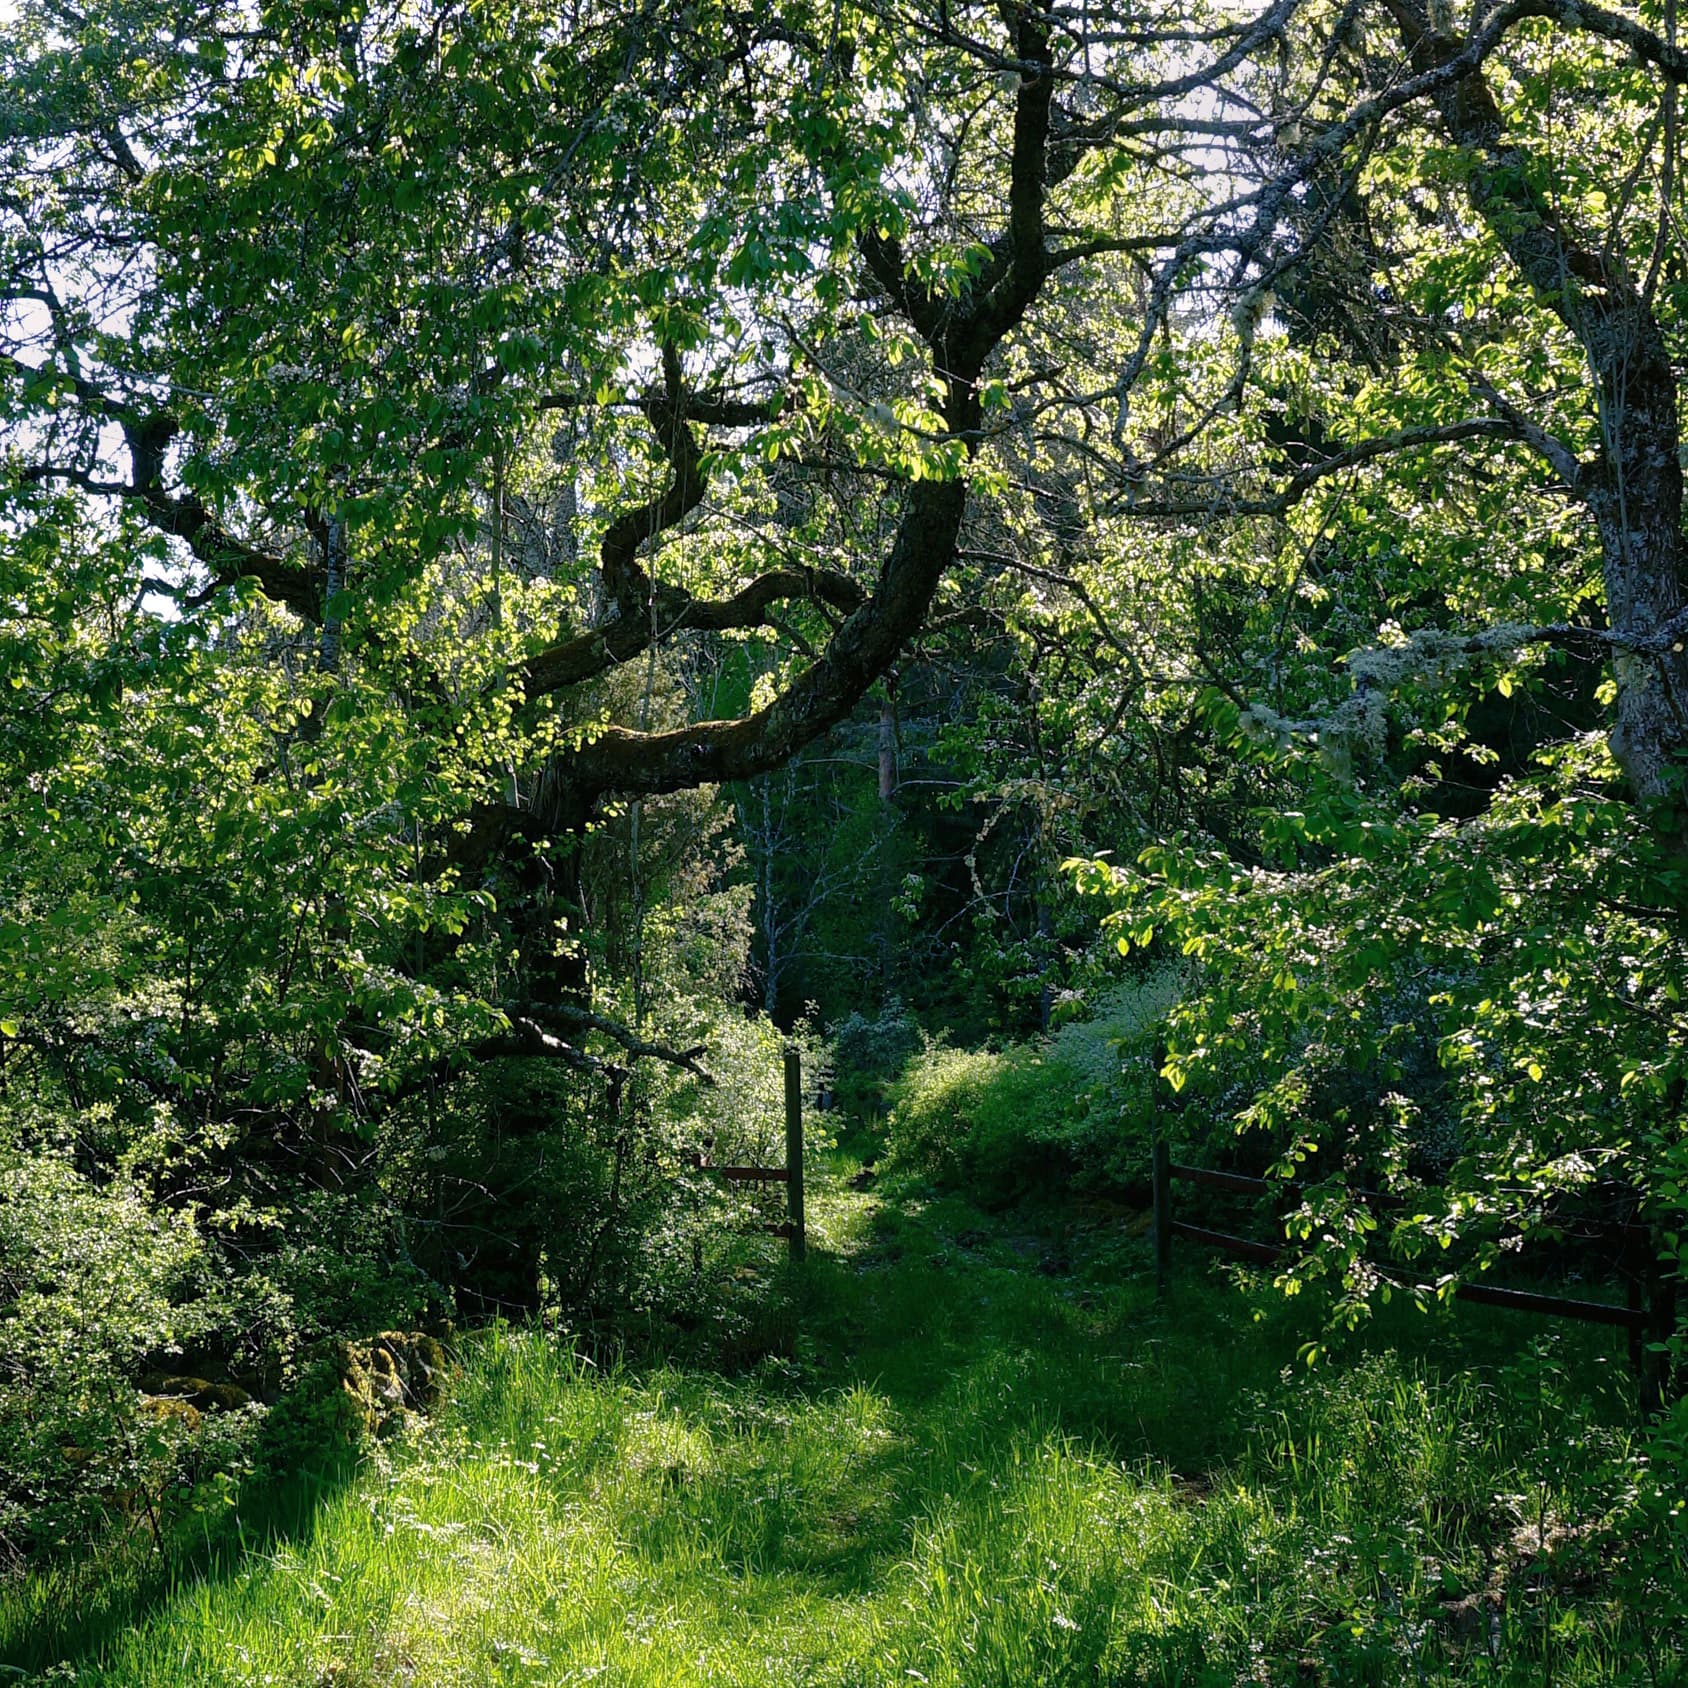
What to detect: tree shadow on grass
<box><xmin>573</xmin><ymin>1180</ymin><xmax>1313</xmax><ymax>1601</ymax></box>
<box><xmin>816</xmin><ymin>1178</ymin><xmax>1631</xmax><ymax>1432</ymax></box>
<box><xmin>707</xmin><ymin>1171</ymin><xmax>1634</xmax><ymax>1575</ymax></box>
<box><xmin>600</xmin><ymin>1172</ymin><xmax>1638</xmax><ymax>1629</ymax></box>
<box><xmin>798</xmin><ymin>1184</ymin><xmax>1301</xmax><ymax>1458</ymax></box>
<box><xmin>6</xmin><ymin>1170</ymin><xmax>1637</xmax><ymax>1676</ymax></box>
<box><xmin>0</xmin><ymin>1379</ymin><xmax>368</xmax><ymax>1677</ymax></box>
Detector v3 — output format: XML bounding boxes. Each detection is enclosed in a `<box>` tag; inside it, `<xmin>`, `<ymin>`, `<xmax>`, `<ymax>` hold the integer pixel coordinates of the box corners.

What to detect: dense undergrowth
<box><xmin>0</xmin><ymin>1005</ymin><xmax>811</xmax><ymax>1570</ymax></box>
<box><xmin>7</xmin><ymin>1155</ymin><xmax>1683</xmax><ymax>1688</ymax></box>
<box><xmin>879</xmin><ymin>971</ymin><xmax>1182</xmax><ymax>1204</ymax></box>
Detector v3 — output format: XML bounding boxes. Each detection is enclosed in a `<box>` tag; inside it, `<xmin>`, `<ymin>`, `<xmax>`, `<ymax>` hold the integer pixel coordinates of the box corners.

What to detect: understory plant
<box><xmin>885</xmin><ymin>968</ymin><xmax>1181</xmax><ymax>1202</ymax></box>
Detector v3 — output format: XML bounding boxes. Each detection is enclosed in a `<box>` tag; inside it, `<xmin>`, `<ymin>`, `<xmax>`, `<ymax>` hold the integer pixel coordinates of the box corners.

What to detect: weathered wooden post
<box><xmin>1152</xmin><ymin>1137</ymin><xmax>1171</xmax><ymax>1298</ymax></box>
<box><xmin>1626</xmin><ymin>1249</ymin><xmax>1648</xmax><ymax>1404</ymax></box>
<box><xmin>1622</xmin><ymin>1221</ymin><xmax>1671</xmax><ymax>1417</ymax></box>
<box><xmin>784</xmin><ymin>1043</ymin><xmax>806</xmax><ymax>1262</ymax></box>
<box><xmin>1643</xmin><ymin>1261</ymin><xmax>1675</xmax><ymax>1417</ymax></box>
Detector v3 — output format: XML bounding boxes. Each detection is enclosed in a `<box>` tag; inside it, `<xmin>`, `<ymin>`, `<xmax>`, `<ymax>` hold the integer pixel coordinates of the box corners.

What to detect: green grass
<box><xmin>4</xmin><ymin>1161</ymin><xmax>1683</xmax><ymax>1686</ymax></box>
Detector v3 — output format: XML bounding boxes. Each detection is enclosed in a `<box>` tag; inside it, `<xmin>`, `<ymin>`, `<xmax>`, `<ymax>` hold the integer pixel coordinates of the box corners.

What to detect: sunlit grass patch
<box><xmin>6</xmin><ymin>1159</ymin><xmax>1681</xmax><ymax>1686</ymax></box>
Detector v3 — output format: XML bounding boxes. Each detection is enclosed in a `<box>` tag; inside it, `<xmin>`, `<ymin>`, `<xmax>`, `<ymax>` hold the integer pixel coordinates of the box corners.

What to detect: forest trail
<box><xmin>4</xmin><ymin>1160</ymin><xmax>1640</xmax><ymax>1687</ymax></box>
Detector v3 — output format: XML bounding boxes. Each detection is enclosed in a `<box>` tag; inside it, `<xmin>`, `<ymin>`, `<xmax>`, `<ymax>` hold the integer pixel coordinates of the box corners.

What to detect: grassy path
<box><xmin>4</xmin><ymin>1161</ymin><xmax>1669</xmax><ymax>1686</ymax></box>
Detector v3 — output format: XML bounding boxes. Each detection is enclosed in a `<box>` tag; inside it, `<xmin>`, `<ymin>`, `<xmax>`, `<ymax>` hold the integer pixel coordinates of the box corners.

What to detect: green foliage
<box><xmin>887</xmin><ymin>1041</ymin><xmax>1067</xmax><ymax>1194</ymax></box>
<box><xmin>376</xmin><ymin>1000</ymin><xmax>808</xmax><ymax>1335</ymax></box>
<box><xmin>0</xmin><ymin>482</ymin><xmax>788</xmax><ymax>1568</ymax></box>
<box><xmin>885</xmin><ymin>970</ymin><xmax>1180</xmax><ymax>1202</ymax></box>
<box><xmin>0</xmin><ymin>1132</ymin><xmax>212</xmax><ymax>1563</ymax></box>
<box><xmin>0</xmin><ymin>1085</ymin><xmax>447</xmax><ymax>1567</ymax></box>
<box><xmin>827</xmin><ymin>998</ymin><xmax>918</xmax><ymax>1119</ymax></box>
<box><xmin>7</xmin><ymin>1170</ymin><xmax>1677</xmax><ymax>1686</ymax></box>
<box><xmin>1073</xmin><ymin>732</ymin><xmax>1687</xmax><ymax>1331</ymax></box>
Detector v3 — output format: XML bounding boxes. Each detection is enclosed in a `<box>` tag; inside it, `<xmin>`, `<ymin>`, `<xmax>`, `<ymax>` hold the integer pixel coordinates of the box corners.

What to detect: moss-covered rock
<box><xmin>252</xmin><ymin>1328</ymin><xmax>454</xmax><ymax>1475</ymax></box>
<box><xmin>138</xmin><ymin>1395</ymin><xmax>203</xmax><ymax>1433</ymax></box>
<box><xmin>336</xmin><ymin>1331</ymin><xmax>451</xmax><ymax>1440</ymax></box>
<box><xmin>139</xmin><ymin>1374</ymin><xmax>252</xmax><ymax>1412</ymax></box>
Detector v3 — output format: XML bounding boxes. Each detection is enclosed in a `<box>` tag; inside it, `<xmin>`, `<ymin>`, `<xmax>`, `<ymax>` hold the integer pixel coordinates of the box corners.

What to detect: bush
<box><xmin>0</xmin><ymin>971</ymin><xmax>806</xmax><ymax>1578</ymax></box>
<box><xmin>0</xmin><ymin>1138</ymin><xmax>232</xmax><ymax>1565</ymax></box>
<box><xmin>0</xmin><ymin>1092</ymin><xmax>444</xmax><ymax>1572</ymax></box>
<box><xmin>381</xmin><ymin>999</ymin><xmax>816</xmax><ymax>1350</ymax></box>
<box><xmin>885</xmin><ymin>969</ymin><xmax>1180</xmax><ymax>1205</ymax></box>
<box><xmin>829</xmin><ymin>998</ymin><xmax>919</xmax><ymax>1120</ymax></box>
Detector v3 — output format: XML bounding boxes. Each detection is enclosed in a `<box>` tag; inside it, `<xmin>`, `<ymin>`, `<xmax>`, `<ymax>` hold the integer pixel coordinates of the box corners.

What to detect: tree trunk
<box><xmin>761</xmin><ymin>778</ymin><xmax>781</xmax><ymax>1017</ymax></box>
<box><xmin>1587</xmin><ymin>398</ymin><xmax>1688</xmax><ymax>804</ymax></box>
<box><xmin>1388</xmin><ymin>0</ymin><xmax>1688</xmax><ymax>806</ymax></box>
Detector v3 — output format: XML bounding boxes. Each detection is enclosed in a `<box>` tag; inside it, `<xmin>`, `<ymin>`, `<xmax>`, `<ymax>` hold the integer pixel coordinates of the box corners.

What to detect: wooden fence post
<box><xmin>1627</xmin><ymin>1268</ymin><xmax>1646</xmax><ymax>1383</ymax></box>
<box><xmin>784</xmin><ymin>1044</ymin><xmax>806</xmax><ymax>1263</ymax></box>
<box><xmin>1643</xmin><ymin>1264</ymin><xmax>1675</xmax><ymax>1417</ymax></box>
<box><xmin>1623</xmin><ymin>1224</ymin><xmax>1671</xmax><ymax>1417</ymax></box>
<box><xmin>1152</xmin><ymin>1137</ymin><xmax>1171</xmax><ymax>1298</ymax></box>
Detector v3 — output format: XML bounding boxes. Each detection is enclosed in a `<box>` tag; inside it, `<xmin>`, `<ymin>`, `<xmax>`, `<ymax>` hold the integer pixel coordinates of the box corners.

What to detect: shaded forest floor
<box><xmin>4</xmin><ymin>1155</ymin><xmax>1680</xmax><ymax>1686</ymax></box>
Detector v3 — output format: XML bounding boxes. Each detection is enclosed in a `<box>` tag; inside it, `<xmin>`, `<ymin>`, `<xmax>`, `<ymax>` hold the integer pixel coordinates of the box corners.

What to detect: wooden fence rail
<box><xmin>1151</xmin><ymin>1139</ymin><xmax>1674</xmax><ymax>1412</ymax></box>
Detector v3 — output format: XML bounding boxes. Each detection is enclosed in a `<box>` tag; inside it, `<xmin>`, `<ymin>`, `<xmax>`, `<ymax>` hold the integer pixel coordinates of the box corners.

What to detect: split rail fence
<box><xmin>1151</xmin><ymin>1140</ymin><xmax>1675</xmax><ymax>1413</ymax></box>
